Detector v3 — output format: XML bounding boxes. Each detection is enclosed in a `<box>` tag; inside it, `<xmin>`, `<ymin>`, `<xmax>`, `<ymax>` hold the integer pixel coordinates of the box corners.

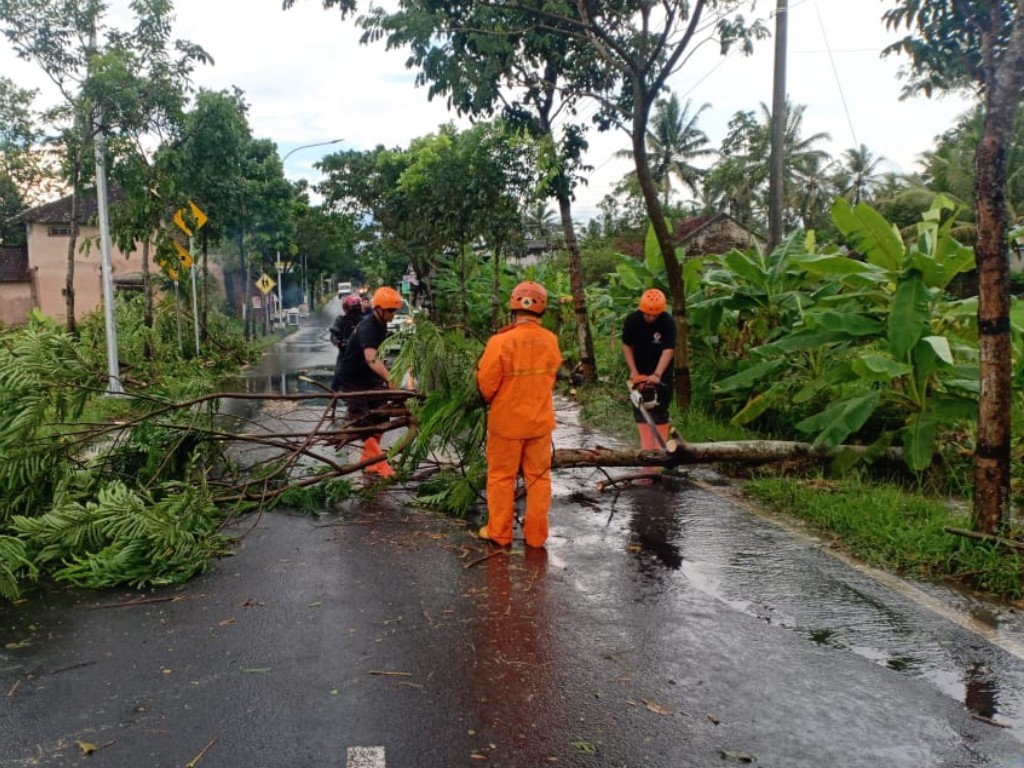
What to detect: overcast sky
<box><xmin>3</xmin><ymin>0</ymin><xmax>975</xmax><ymax>222</ymax></box>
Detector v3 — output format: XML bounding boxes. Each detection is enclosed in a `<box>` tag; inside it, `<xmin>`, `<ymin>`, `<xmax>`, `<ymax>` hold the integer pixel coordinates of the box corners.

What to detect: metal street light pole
<box><xmin>281</xmin><ymin>138</ymin><xmax>344</xmax><ymax>164</ymax></box>
<box><xmin>277</xmin><ymin>139</ymin><xmax>343</xmax><ymax>317</ymax></box>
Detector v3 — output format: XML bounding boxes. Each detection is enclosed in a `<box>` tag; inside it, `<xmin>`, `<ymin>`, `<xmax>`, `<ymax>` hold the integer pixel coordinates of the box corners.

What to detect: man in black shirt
<box><xmin>338</xmin><ymin>286</ymin><xmax>403</xmax><ymax>478</ymax></box>
<box><xmin>621</xmin><ymin>288</ymin><xmax>675</xmax><ymax>475</ymax></box>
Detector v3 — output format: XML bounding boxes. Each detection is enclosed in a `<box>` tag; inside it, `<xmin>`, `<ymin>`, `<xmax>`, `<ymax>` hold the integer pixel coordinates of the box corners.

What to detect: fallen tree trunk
<box><xmin>553</xmin><ymin>439</ymin><xmax>902</xmax><ymax>469</ymax></box>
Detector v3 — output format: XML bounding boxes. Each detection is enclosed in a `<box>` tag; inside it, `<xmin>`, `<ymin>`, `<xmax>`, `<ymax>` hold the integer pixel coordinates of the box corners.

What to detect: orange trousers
<box><xmin>484</xmin><ymin>433</ymin><xmax>552</xmax><ymax>547</ymax></box>
<box><xmin>362</xmin><ymin>433</ymin><xmax>395</xmax><ymax>477</ymax></box>
<box><xmin>638</xmin><ymin>423</ymin><xmax>671</xmax><ymax>474</ymax></box>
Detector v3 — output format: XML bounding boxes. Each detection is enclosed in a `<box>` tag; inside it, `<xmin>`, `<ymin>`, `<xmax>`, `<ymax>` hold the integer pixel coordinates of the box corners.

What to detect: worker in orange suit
<box><xmin>476</xmin><ymin>281</ymin><xmax>562</xmax><ymax>548</ymax></box>
<box><xmin>338</xmin><ymin>286</ymin><xmax>403</xmax><ymax>479</ymax></box>
<box><xmin>622</xmin><ymin>288</ymin><xmax>675</xmax><ymax>475</ymax></box>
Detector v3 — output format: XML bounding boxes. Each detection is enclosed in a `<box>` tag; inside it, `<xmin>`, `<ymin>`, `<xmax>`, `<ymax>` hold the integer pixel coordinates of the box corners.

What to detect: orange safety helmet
<box><xmin>509</xmin><ymin>281</ymin><xmax>548</xmax><ymax>314</ymax></box>
<box><xmin>371</xmin><ymin>286</ymin><xmax>403</xmax><ymax>311</ymax></box>
<box><xmin>639</xmin><ymin>288</ymin><xmax>667</xmax><ymax>315</ymax></box>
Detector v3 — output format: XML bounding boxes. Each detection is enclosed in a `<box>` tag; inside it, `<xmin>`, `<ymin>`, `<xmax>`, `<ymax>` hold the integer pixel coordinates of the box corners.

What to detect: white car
<box><xmin>387</xmin><ymin>304</ymin><xmax>415</xmax><ymax>334</ymax></box>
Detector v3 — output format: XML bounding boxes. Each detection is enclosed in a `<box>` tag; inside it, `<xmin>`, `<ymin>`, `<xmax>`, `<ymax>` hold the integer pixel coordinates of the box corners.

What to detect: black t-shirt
<box><xmin>339</xmin><ymin>313</ymin><xmax>389</xmax><ymax>388</ymax></box>
<box><xmin>330</xmin><ymin>311</ymin><xmax>361</xmax><ymax>348</ymax></box>
<box><xmin>621</xmin><ymin>310</ymin><xmax>675</xmax><ymax>383</ymax></box>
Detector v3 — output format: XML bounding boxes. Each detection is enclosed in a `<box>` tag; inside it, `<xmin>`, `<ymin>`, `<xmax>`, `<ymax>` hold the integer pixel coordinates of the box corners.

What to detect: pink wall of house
<box><xmin>26</xmin><ymin>221</ymin><xmax>148</xmax><ymax>322</ymax></box>
<box><xmin>0</xmin><ymin>283</ymin><xmax>34</xmax><ymax>325</ymax></box>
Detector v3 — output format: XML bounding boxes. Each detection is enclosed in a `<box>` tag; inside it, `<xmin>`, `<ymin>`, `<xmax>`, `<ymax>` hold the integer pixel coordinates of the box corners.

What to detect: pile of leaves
<box><xmin>0</xmin><ymin>308</ymin><xmax>243</xmax><ymax>600</ymax></box>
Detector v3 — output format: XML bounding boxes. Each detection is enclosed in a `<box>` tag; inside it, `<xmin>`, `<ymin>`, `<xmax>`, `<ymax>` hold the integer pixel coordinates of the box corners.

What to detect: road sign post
<box><xmin>173</xmin><ymin>201</ymin><xmax>208</xmax><ymax>356</ymax></box>
<box><xmin>255</xmin><ymin>273</ymin><xmax>276</xmax><ymax>336</ymax></box>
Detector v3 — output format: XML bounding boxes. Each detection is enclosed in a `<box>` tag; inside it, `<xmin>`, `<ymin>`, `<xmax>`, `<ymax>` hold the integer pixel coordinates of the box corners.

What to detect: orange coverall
<box><xmin>476</xmin><ymin>317</ymin><xmax>562</xmax><ymax>547</ymax></box>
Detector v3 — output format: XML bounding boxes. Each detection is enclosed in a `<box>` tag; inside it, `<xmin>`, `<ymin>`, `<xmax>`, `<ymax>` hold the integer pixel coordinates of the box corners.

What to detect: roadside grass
<box><xmin>743</xmin><ymin>477</ymin><xmax>1024</xmax><ymax>601</ymax></box>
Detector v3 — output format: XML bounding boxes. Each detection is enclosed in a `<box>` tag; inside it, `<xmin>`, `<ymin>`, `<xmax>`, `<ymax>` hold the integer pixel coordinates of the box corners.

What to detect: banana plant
<box><xmin>717</xmin><ymin>196</ymin><xmax>979</xmax><ymax>470</ymax></box>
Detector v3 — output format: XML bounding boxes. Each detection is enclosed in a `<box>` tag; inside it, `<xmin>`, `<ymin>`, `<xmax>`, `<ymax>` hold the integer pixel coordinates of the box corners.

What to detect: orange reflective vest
<box><xmin>476</xmin><ymin>318</ymin><xmax>562</xmax><ymax>439</ymax></box>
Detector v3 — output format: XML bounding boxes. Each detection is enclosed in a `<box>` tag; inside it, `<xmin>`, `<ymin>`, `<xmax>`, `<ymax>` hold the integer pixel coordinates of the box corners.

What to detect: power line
<box><xmin>812</xmin><ymin>0</ymin><xmax>859</xmax><ymax>149</ymax></box>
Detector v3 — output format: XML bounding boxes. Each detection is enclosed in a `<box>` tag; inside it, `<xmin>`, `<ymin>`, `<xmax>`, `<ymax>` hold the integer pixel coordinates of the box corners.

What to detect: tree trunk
<box><xmin>491</xmin><ymin>237</ymin><xmax>501</xmax><ymax>331</ymax></box>
<box><xmin>557</xmin><ymin>187</ymin><xmax>597</xmax><ymax>382</ymax></box>
<box><xmin>239</xmin><ymin>231</ymin><xmax>251</xmax><ymax>342</ymax></box>
<box><xmin>533</xmin><ymin>59</ymin><xmax>597</xmax><ymax>383</ymax></box>
<box><xmin>65</xmin><ymin>170</ymin><xmax>79</xmax><ymax>336</ymax></box>
<box><xmin>200</xmin><ymin>232</ymin><xmax>209</xmax><ymax>341</ymax></box>
<box><xmin>142</xmin><ymin>236</ymin><xmax>153</xmax><ymax>360</ymax></box>
<box><xmin>552</xmin><ymin>439</ymin><xmax>901</xmax><ymax>469</ymax></box>
<box><xmin>972</xmin><ymin>8</ymin><xmax>1024</xmax><ymax>535</ymax></box>
<box><xmin>630</xmin><ymin>85</ymin><xmax>691</xmax><ymax>409</ymax></box>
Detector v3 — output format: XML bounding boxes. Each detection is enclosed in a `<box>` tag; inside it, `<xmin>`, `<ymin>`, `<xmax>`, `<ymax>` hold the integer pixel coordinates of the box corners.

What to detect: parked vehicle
<box><xmin>387</xmin><ymin>303</ymin><xmax>416</xmax><ymax>334</ymax></box>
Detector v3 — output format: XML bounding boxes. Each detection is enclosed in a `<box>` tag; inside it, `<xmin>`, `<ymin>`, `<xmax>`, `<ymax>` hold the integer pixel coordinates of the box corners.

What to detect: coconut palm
<box><xmin>616</xmin><ymin>92</ymin><xmax>714</xmax><ymax>206</ymax></box>
<box><xmin>704</xmin><ymin>99</ymin><xmax>832</xmax><ymax>232</ymax></box>
<box><xmin>523</xmin><ymin>200</ymin><xmax>558</xmax><ymax>241</ymax></box>
<box><xmin>837</xmin><ymin>143</ymin><xmax>886</xmax><ymax>205</ymax></box>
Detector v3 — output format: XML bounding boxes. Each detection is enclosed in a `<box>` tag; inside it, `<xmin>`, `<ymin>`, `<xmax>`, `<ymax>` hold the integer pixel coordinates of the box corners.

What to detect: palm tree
<box><xmin>704</xmin><ymin>100</ymin><xmax>832</xmax><ymax>232</ymax></box>
<box><xmin>617</xmin><ymin>93</ymin><xmax>714</xmax><ymax>206</ymax></box>
<box><xmin>759</xmin><ymin>100</ymin><xmax>832</xmax><ymax>224</ymax></box>
<box><xmin>837</xmin><ymin>143</ymin><xmax>885</xmax><ymax>205</ymax></box>
<box><xmin>523</xmin><ymin>200</ymin><xmax>558</xmax><ymax>241</ymax></box>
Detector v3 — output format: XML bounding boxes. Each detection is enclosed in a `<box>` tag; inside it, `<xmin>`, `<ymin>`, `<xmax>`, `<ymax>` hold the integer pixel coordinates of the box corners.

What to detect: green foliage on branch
<box><xmin>390</xmin><ymin>319</ymin><xmax>488</xmax><ymax>518</ymax></box>
<box><xmin>11</xmin><ymin>480</ymin><xmax>223</xmax><ymax>589</ymax></box>
<box><xmin>0</xmin><ymin>298</ymin><xmax>263</xmax><ymax>600</ymax></box>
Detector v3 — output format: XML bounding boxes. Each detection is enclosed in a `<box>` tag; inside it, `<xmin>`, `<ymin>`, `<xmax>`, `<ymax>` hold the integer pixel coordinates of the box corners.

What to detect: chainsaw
<box><xmin>629</xmin><ymin>382</ymin><xmax>670</xmax><ymax>452</ymax></box>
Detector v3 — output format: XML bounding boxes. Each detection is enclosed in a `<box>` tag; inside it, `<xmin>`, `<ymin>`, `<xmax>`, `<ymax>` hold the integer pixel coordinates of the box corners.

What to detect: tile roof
<box><xmin>0</xmin><ymin>245</ymin><xmax>29</xmax><ymax>283</ymax></box>
<box><xmin>16</xmin><ymin>188</ymin><xmax>126</xmax><ymax>224</ymax></box>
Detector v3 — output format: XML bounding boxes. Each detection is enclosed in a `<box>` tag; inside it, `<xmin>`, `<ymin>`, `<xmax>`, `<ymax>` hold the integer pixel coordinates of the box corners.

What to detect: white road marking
<box><xmin>347</xmin><ymin>746</ymin><xmax>386</xmax><ymax>768</ymax></box>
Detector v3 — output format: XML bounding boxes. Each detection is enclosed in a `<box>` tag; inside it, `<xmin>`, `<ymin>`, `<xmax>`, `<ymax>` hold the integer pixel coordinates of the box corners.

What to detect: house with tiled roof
<box><xmin>2</xmin><ymin>191</ymin><xmax>151</xmax><ymax>326</ymax></box>
<box><xmin>615</xmin><ymin>212</ymin><xmax>761</xmax><ymax>262</ymax></box>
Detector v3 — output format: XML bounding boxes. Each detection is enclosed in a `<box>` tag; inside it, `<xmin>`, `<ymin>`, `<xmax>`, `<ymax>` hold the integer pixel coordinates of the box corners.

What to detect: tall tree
<box><xmin>0</xmin><ymin>76</ymin><xmax>39</xmax><ymax>245</ymax></box>
<box><xmin>555</xmin><ymin>1</ymin><xmax>764</xmax><ymax>408</ymax></box>
<box><xmin>349</xmin><ymin>0</ymin><xmax>603</xmax><ymax>379</ymax></box>
<box><xmin>1</xmin><ymin>0</ymin><xmax>207</xmax><ymax>332</ymax></box>
<box><xmin>287</xmin><ymin>0</ymin><xmax>764</xmax><ymax>404</ymax></box>
<box><xmin>1</xmin><ymin>0</ymin><xmax>99</xmax><ymax>331</ymax></box>
<box><xmin>94</xmin><ymin>6</ymin><xmax>210</xmax><ymax>347</ymax></box>
<box><xmin>883</xmin><ymin>0</ymin><xmax>1024</xmax><ymax>534</ymax></box>
<box><xmin>836</xmin><ymin>143</ymin><xmax>886</xmax><ymax>206</ymax></box>
<box><xmin>170</xmin><ymin>89</ymin><xmax>294</xmax><ymax>340</ymax></box>
<box><xmin>616</xmin><ymin>93</ymin><xmax>713</xmax><ymax>206</ymax></box>
<box><xmin>704</xmin><ymin>100</ymin><xmax>831</xmax><ymax>232</ymax></box>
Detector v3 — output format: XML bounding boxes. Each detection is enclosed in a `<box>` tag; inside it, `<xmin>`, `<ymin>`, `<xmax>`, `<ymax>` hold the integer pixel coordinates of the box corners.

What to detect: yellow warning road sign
<box><xmin>173</xmin><ymin>209</ymin><xmax>191</xmax><ymax>236</ymax></box>
<box><xmin>172</xmin><ymin>240</ymin><xmax>194</xmax><ymax>268</ymax></box>
<box><xmin>173</xmin><ymin>200</ymin><xmax>208</xmax><ymax>236</ymax></box>
<box><xmin>255</xmin><ymin>273</ymin><xmax>276</xmax><ymax>295</ymax></box>
<box><xmin>188</xmin><ymin>200</ymin><xmax>208</xmax><ymax>231</ymax></box>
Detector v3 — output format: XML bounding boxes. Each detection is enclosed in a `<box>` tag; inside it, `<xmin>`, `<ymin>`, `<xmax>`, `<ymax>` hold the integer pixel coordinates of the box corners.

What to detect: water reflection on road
<box><xmin>549</xmin><ymin>410</ymin><xmax>1024</xmax><ymax>739</ymax></box>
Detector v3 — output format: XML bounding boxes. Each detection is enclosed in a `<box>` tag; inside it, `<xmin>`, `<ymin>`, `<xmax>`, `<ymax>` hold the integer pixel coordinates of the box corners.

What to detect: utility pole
<box><xmin>768</xmin><ymin>0</ymin><xmax>788</xmax><ymax>253</ymax></box>
<box><xmin>89</xmin><ymin>22</ymin><xmax>123</xmax><ymax>395</ymax></box>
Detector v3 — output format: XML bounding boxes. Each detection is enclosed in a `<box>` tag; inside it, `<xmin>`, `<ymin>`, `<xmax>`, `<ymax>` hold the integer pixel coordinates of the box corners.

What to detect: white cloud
<box><xmin>3</xmin><ymin>0</ymin><xmax>975</xmax><ymax>221</ymax></box>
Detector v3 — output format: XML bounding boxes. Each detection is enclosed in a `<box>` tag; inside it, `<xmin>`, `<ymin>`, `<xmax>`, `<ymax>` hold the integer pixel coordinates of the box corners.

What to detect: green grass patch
<box><xmin>672</xmin><ymin>404</ymin><xmax>753</xmax><ymax>443</ymax></box>
<box><xmin>745</xmin><ymin>477</ymin><xmax>1024</xmax><ymax>600</ymax></box>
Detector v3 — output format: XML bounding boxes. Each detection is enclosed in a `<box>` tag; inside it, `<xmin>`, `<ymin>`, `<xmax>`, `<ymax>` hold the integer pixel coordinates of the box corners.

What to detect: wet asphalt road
<box><xmin>2</xmin><ymin>302</ymin><xmax>1024</xmax><ymax>768</ymax></box>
